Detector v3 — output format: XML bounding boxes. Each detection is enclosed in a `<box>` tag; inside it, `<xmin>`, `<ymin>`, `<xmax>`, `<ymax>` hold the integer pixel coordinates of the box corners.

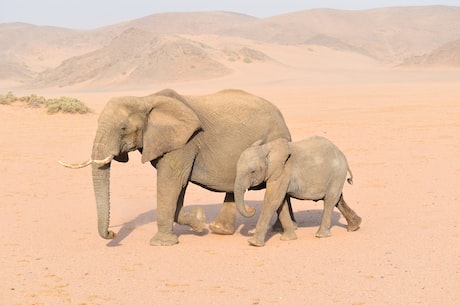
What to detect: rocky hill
<box><xmin>33</xmin><ymin>28</ymin><xmax>232</xmax><ymax>87</ymax></box>
<box><xmin>1</xmin><ymin>7</ymin><xmax>459</xmax><ymax>88</ymax></box>
<box><xmin>400</xmin><ymin>39</ymin><xmax>460</xmax><ymax>68</ymax></box>
<box><xmin>217</xmin><ymin>6</ymin><xmax>460</xmax><ymax>62</ymax></box>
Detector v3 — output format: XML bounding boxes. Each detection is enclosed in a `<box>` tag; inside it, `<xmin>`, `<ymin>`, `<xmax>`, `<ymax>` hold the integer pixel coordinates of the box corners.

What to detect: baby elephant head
<box><xmin>234</xmin><ymin>138</ymin><xmax>290</xmax><ymax>217</ymax></box>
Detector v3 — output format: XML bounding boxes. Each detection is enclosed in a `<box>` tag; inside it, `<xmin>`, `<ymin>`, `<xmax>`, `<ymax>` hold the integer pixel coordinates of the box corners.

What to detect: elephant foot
<box><xmin>280</xmin><ymin>230</ymin><xmax>297</xmax><ymax>241</ymax></box>
<box><xmin>150</xmin><ymin>232</ymin><xmax>179</xmax><ymax>246</ymax></box>
<box><xmin>208</xmin><ymin>200</ymin><xmax>236</xmax><ymax>235</ymax></box>
<box><xmin>315</xmin><ymin>228</ymin><xmax>332</xmax><ymax>238</ymax></box>
<box><xmin>248</xmin><ymin>235</ymin><xmax>266</xmax><ymax>247</ymax></box>
<box><xmin>209</xmin><ymin>220</ymin><xmax>235</xmax><ymax>235</ymax></box>
<box><xmin>190</xmin><ymin>207</ymin><xmax>206</xmax><ymax>233</ymax></box>
<box><xmin>347</xmin><ymin>215</ymin><xmax>362</xmax><ymax>232</ymax></box>
<box><xmin>178</xmin><ymin>207</ymin><xmax>206</xmax><ymax>233</ymax></box>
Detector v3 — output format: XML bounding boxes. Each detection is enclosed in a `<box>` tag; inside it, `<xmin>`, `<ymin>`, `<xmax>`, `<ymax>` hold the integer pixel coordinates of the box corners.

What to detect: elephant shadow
<box><xmin>237</xmin><ymin>201</ymin><xmax>346</xmax><ymax>241</ymax></box>
<box><xmin>106</xmin><ymin>200</ymin><xmax>345</xmax><ymax>247</ymax></box>
<box><xmin>106</xmin><ymin>209</ymin><xmax>156</xmax><ymax>247</ymax></box>
<box><xmin>106</xmin><ymin>204</ymin><xmax>211</xmax><ymax>247</ymax></box>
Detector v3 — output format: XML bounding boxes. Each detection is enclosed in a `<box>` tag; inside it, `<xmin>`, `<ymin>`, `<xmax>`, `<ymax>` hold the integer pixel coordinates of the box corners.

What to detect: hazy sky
<box><xmin>1</xmin><ymin>0</ymin><xmax>458</xmax><ymax>29</ymax></box>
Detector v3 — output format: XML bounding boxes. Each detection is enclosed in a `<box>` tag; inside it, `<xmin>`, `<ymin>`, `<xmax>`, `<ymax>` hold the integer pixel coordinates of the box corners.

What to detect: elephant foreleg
<box><xmin>272</xmin><ymin>196</ymin><xmax>297</xmax><ymax>232</ymax></box>
<box><xmin>209</xmin><ymin>193</ymin><xmax>237</xmax><ymax>235</ymax></box>
<box><xmin>277</xmin><ymin>199</ymin><xmax>298</xmax><ymax>241</ymax></box>
<box><xmin>249</xmin><ymin>185</ymin><xmax>287</xmax><ymax>247</ymax></box>
<box><xmin>150</xmin><ymin>153</ymin><xmax>203</xmax><ymax>246</ymax></box>
<box><xmin>151</xmin><ymin>174</ymin><xmax>180</xmax><ymax>246</ymax></box>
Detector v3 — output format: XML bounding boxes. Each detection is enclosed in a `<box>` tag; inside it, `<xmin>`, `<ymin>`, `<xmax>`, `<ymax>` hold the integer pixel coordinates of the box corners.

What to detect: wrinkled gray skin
<box><xmin>235</xmin><ymin>136</ymin><xmax>362</xmax><ymax>246</ymax></box>
<box><xmin>62</xmin><ymin>89</ymin><xmax>292</xmax><ymax>246</ymax></box>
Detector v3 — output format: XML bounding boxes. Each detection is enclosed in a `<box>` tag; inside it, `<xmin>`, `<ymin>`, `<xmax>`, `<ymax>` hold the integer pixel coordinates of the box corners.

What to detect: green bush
<box><xmin>0</xmin><ymin>92</ymin><xmax>90</xmax><ymax>114</ymax></box>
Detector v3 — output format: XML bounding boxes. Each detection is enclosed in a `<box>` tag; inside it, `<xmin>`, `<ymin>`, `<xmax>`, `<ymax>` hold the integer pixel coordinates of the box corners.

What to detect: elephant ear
<box><xmin>141</xmin><ymin>96</ymin><xmax>201</xmax><ymax>163</ymax></box>
<box><xmin>265</xmin><ymin>138</ymin><xmax>291</xmax><ymax>180</ymax></box>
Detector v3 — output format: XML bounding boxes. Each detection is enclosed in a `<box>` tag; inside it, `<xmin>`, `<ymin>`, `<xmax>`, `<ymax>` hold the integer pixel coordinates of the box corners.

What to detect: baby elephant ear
<box><xmin>266</xmin><ymin>138</ymin><xmax>291</xmax><ymax>180</ymax></box>
<box><xmin>141</xmin><ymin>96</ymin><xmax>201</xmax><ymax>163</ymax></box>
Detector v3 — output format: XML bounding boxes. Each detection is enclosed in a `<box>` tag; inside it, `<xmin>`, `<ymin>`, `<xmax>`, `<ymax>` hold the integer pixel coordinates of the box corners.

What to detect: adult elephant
<box><xmin>60</xmin><ymin>88</ymin><xmax>291</xmax><ymax>246</ymax></box>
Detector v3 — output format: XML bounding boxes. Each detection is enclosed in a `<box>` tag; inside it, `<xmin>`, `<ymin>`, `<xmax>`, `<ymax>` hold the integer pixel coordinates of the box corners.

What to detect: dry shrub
<box><xmin>0</xmin><ymin>92</ymin><xmax>90</xmax><ymax>114</ymax></box>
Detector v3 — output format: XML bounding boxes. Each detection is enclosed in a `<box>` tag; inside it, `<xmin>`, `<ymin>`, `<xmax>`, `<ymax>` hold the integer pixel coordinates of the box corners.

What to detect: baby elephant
<box><xmin>235</xmin><ymin>136</ymin><xmax>361</xmax><ymax>246</ymax></box>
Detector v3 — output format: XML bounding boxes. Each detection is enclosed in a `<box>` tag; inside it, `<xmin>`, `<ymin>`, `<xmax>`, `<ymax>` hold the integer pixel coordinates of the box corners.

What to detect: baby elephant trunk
<box><xmin>234</xmin><ymin>183</ymin><xmax>256</xmax><ymax>217</ymax></box>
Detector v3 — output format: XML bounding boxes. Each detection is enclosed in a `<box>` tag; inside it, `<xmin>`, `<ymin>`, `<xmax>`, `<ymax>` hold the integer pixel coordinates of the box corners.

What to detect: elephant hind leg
<box><xmin>177</xmin><ymin>207</ymin><xmax>206</xmax><ymax>232</ymax></box>
<box><xmin>336</xmin><ymin>194</ymin><xmax>361</xmax><ymax>232</ymax></box>
<box><xmin>175</xmin><ymin>185</ymin><xmax>207</xmax><ymax>233</ymax></box>
<box><xmin>315</xmin><ymin>198</ymin><xmax>334</xmax><ymax>238</ymax></box>
<box><xmin>209</xmin><ymin>193</ymin><xmax>237</xmax><ymax>235</ymax></box>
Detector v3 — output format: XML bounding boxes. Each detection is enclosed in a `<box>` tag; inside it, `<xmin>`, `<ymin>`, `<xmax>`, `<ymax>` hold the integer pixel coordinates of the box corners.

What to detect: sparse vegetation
<box><xmin>21</xmin><ymin>93</ymin><xmax>47</xmax><ymax>108</ymax></box>
<box><xmin>0</xmin><ymin>91</ymin><xmax>17</xmax><ymax>105</ymax></box>
<box><xmin>225</xmin><ymin>47</ymin><xmax>268</xmax><ymax>64</ymax></box>
<box><xmin>45</xmin><ymin>96</ymin><xmax>90</xmax><ymax>114</ymax></box>
<box><xmin>0</xmin><ymin>92</ymin><xmax>90</xmax><ymax>114</ymax></box>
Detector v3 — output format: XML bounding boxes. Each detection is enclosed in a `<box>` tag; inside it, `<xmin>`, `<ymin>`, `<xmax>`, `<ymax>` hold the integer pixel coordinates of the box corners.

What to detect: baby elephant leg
<box><xmin>272</xmin><ymin>197</ymin><xmax>297</xmax><ymax>232</ymax></box>
<box><xmin>277</xmin><ymin>200</ymin><xmax>298</xmax><ymax>241</ymax></box>
<box><xmin>316</xmin><ymin>198</ymin><xmax>335</xmax><ymax>238</ymax></box>
<box><xmin>336</xmin><ymin>194</ymin><xmax>362</xmax><ymax>232</ymax></box>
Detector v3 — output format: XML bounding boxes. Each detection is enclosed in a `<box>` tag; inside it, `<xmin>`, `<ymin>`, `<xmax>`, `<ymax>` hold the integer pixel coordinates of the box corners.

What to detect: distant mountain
<box><xmin>0</xmin><ymin>22</ymin><xmax>105</xmax><ymax>81</ymax></box>
<box><xmin>117</xmin><ymin>11</ymin><xmax>257</xmax><ymax>35</ymax></box>
<box><xmin>1</xmin><ymin>7</ymin><xmax>459</xmax><ymax>88</ymax></box>
<box><xmin>217</xmin><ymin>6</ymin><xmax>460</xmax><ymax>62</ymax></box>
<box><xmin>32</xmin><ymin>28</ymin><xmax>232</xmax><ymax>87</ymax></box>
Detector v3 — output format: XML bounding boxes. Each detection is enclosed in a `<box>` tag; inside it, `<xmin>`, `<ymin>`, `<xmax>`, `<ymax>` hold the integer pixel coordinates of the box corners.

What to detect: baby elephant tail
<box><xmin>346</xmin><ymin>167</ymin><xmax>353</xmax><ymax>185</ymax></box>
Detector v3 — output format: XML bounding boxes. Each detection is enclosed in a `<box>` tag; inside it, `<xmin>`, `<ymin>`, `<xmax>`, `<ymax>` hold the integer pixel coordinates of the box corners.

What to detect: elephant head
<box><xmin>234</xmin><ymin>138</ymin><xmax>291</xmax><ymax>217</ymax></box>
<box><xmin>60</xmin><ymin>89</ymin><xmax>201</xmax><ymax>239</ymax></box>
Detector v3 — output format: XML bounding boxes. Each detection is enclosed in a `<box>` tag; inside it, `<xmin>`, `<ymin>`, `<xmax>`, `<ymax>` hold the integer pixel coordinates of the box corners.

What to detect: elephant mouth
<box><xmin>113</xmin><ymin>151</ymin><xmax>129</xmax><ymax>163</ymax></box>
<box><xmin>248</xmin><ymin>181</ymin><xmax>266</xmax><ymax>190</ymax></box>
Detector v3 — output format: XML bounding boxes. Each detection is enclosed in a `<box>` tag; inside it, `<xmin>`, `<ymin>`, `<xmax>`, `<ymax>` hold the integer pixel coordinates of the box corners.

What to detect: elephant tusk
<box><xmin>92</xmin><ymin>155</ymin><xmax>114</xmax><ymax>166</ymax></box>
<box><xmin>59</xmin><ymin>155</ymin><xmax>114</xmax><ymax>168</ymax></box>
<box><xmin>59</xmin><ymin>159</ymin><xmax>92</xmax><ymax>169</ymax></box>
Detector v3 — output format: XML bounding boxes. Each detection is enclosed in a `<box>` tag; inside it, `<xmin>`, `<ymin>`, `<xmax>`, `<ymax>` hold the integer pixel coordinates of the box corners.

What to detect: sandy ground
<box><xmin>1</xmin><ymin>49</ymin><xmax>459</xmax><ymax>305</ymax></box>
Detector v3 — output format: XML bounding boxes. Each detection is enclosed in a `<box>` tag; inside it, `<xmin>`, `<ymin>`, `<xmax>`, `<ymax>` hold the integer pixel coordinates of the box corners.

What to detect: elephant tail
<box><xmin>346</xmin><ymin>167</ymin><xmax>353</xmax><ymax>185</ymax></box>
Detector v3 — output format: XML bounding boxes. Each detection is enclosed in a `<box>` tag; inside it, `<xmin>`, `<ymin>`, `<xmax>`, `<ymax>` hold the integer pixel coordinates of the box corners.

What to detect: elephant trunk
<box><xmin>234</xmin><ymin>180</ymin><xmax>256</xmax><ymax>218</ymax></box>
<box><xmin>92</xmin><ymin>162</ymin><xmax>115</xmax><ymax>239</ymax></box>
<box><xmin>91</xmin><ymin>133</ymin><xmax>117</xmax><ymax>239</ymax></box>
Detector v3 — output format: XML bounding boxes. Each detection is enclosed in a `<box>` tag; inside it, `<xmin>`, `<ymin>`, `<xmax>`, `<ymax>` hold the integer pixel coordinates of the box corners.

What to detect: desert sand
<box><xmin>1</xmin><ymin>8</ymin><xmax>460</xmax><ymax>305</ymax></box>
